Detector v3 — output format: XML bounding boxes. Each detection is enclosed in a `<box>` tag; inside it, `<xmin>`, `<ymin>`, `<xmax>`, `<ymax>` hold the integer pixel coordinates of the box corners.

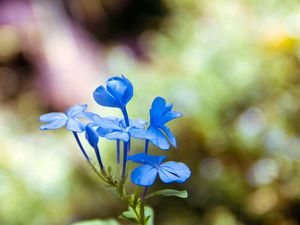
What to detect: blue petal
<box><xmin>93</xmin><ymin>115</ymin><xmax>121</xmax><ymax>130</ymax></box>
<box><xmin>157</xmin><ymin>111</ymin><xmax>183</xmax><ymax>125</ymax></box>
<box><xmin>77</xmin><ymin>112</ymin><xmax>97</xmax><ymax>120</ymax></box>
<box><xmin>121</xmin><ymin>75</ymin><xmax>133</xmax><ymax>104</ymax></box>
<box><xmin>127</xmin><ymin>153</ymin><xmax>166</xmax><ymax>166</ymax></box>
<box><xmin>66</xmin><ymin>118</ymin><xmax>85</xmax><ymax>132</ymax></box>
<box><xmin>146</xmin><ymin>126</ymin><xmax>170</xmax><ymax>150</ymax></box>
<box><xmin>163</xmin><ymin>103</ymin><xmax>173</xmax><ymax>114</ymax></box>
<box><xmin>96</xmin><ymin>127</ymin><xmax>113</xmax><ymax>137</ymax></box>
<box><xmin>106</xmin><ymin>76</ymin><xmax>128</xmax><ymax>105</ymax></box>
<box><xmin>160</xmin><ymin>125</ymin><xmax>177</xmax><ymax>147</ymax></box>
<box><xmin>93</xmin><ymin>86</ymin><xmax>120</xmax><ymax>108</ymax></box>
<box><xmin>129</xmin><ymin>118</ymin><xmax>147</xmax><ymax>129</ymax></box>
<box><xmin>158</xmin><ymin>162</ymin><xmax>191</xmax><ymax>184</ymax></box>
<box><xmin>150</xmin><ymin>97</ymin><xmax>166</xmax><ymax>123</ymax></box>
<box><xmin>85</xmin><ymin>124</ymin><xmax>99</xmax><ymax>148</ymax></box>
<box><xmin>129</xmin><ymin>128</ymin><xmax>147</xmax><ymax>139</ymax></box>
<box><xmin>40</xmin><ymin>118</ymin><xmax>66</xmax><ymax>130</ymax></box>
<box><xmin>39</xmin><ymin>112</ymin><xmax>67</xmax><ymax>122</ymax></box>
<box><xmin>131</xmin><ymin>165</ymin><xmax>158</xmax><ymax>187</ymax></box>
<box><xmin>104</xmin><ymin>131</ymin><xmax>129</xmax><ymax>142</ymax></box>
<box><xmin>66</xmin><ymin>104</ymin><xmax>87</xmax><ymax>117</ymax></box>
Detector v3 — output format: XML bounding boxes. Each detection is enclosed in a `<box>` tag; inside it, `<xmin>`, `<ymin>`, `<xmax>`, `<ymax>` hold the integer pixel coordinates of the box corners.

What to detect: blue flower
<box><xmin>146</xmin><ymin>97</ymin><xmax>182</xmax><ymax>150</ymax></box>
<box><xmin>91</xmin><ymin>115</ymin><xmax>147</xmax><ymax>142</ymax></box>
<box><xmin>85</xmin><ymin>123</ymin><xmax>105</xmax><ymax>170</ymax></box>
<box><xmin>93</xmin><ymin>75</ymin><xmax>133</xmax><ymax>109</ymax></box>
<box><xmin>85</xmin><ymin>123</ymin><xmax>99</xmax><ymax>148</ymax></box>
<box><xmin>127</xmin><ymin>153</ymin><xmax>191</xmax><ymax>187</ymax></box>
<box><xmin>39</xmin><ymin>104</ymin><xmax>93</xmax><ymax>132</ymax></box>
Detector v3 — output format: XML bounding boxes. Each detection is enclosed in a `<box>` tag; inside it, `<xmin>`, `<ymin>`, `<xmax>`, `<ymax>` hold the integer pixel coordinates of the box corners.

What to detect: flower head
<box><xmin>39</xmin><ymin>104</ymin><xmax>93</xmax><ymax>132</ymax></box>
<box><xmin>146</xmin><ymin>97</ymin><xmax>182</xmax><ymax>150</ymax></box>
<box><xmin>128</xmin><ymin>153</ymin><xmax>191</xmax><ymax>187</ymax></box>
<box><xmin>91</xmin><ymin>115</ymin><xmax>147</xmax><ymax>142</ymax></box>
<box><xmin>93</xmin><ymin>75</ymin><xmax>133</xmax><ymax>109</ymax></box>
<box><xmin>85</xmin><ymin>123</ymin><xmax>99</xmax><ymax>148</ymax></box>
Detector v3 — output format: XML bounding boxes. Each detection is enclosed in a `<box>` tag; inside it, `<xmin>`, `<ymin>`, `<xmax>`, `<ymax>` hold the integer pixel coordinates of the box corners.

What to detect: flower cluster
<box><xmin>39</xmin><ymin>75</ymin><xmax>191</xmax><ymax>218</ymax></box>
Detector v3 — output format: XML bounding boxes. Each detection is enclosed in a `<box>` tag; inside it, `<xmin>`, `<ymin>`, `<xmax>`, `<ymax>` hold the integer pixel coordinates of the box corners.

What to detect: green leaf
<box><xmin>144</xmin><ymin>206</ymin><xmax>154</xmax><ymax>225</ymax></box>
<box><xmin>71</xmin><ymin>219</ymin><xmax>120</xmax><ymax>225</ymax></box>
<box><xmin>119</xmin><ymin>206</ymin><xmax>137</xmax><ymax>222</ymax></box>
<box><xmin>145</xmin><ymin>189</ymin><xmax>188</xmax><ymax>199</ymax></box>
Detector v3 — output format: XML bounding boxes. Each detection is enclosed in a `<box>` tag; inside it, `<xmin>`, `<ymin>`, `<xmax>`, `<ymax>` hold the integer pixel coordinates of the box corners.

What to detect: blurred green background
<box><xmin>1</xmin><ymin>0</ymin><xmax>300</xmax><ymax>224</ymax></box>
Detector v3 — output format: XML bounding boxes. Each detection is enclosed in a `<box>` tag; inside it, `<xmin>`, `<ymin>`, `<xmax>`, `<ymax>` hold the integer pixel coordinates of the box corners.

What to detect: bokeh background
<box><xmin>1</xmin><ymin>0</ymin><xmax>300</xmax><ymax>224</ymax></box>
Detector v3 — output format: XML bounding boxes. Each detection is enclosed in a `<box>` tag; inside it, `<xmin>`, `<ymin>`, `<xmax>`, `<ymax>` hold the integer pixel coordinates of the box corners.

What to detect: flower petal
<box><xmin>160</xmin><ymin>125</ymin><xmax>177</xmax><ymax>147</ymax></box>
<box><xmin>93</xmin><ymin>115</ymin><xmax>122</xmax><ymax>130</ymax></box>
<box><xmin>96</xmin><ymin>127</ymin><xmax>113</xmax><ymax>137</ymax></box>
<box><xmin>39</xmin><ymin>112</ymin><xmax>67</xmax><ymax>122</ymax></box>
<box><xmin>158</xmin><ymin>162</ymin><xmax>191</xmax><ymax>184</ymax></box>
<box><xmin>104</xmin><ymin>131</ymin><xmax>129</xmax><ymax>142</ymax></box>
<box><xmin>40</xmin><ymin>118</ymin><xmax>66</xmax><ymax>130</ymax></box>
<box><xmin>129</xmin><ymin>128</ymin><xmax>147</xmax><ymax>139</ymax></box>
<box><xmin>146</xmin><ymin>126</ymin><xmax>170</xmax><ymax>150</ymax></box>
<box><xmin>66</xmin><ymin>104</ymin><xmax>88</xmax><ymax>117</ymax></box>
<box><xmin>85</xmin><ymin>124</ymin><xmax>99</xmax><ymax>148</ymax></box>
<box><xmin>106</xmin><ymin>76</ymin><xmax>128</xmax><ymax>104</ymax></box>
<box><xmin>127</xmin><ymin>153</ymin><xmax>166</xmax><ymax>166</ymax></box>
<box><xmin>66</xmin><ymin>118</ymin><xmax>85</xmax><ymax>132</ymax></box>
<box><xmin>150</xmin><ymin>97</ymin><xmax>166</xmax><ymax>123</ymax></box>
<box><xmin>77</xmin><ymin>111</ymin><xmax>97</xmax><ymax>120</ymax></box>
<box><xmin>93</xmin><ymin>86</ymin><xmax>120</xmax><ymax>108</ymax></box>
<box><xmin>121</xmin><ymin>75</ymin><xmax>133</xmax><ymax>104</ymax></box>
<box><xmin>131</xmin><ymin>165</ymin><xmax>158</xmax><ymax>187</ymax></box>
<box><xmin>157</xmin><ymin>110</ymin><xmax>183</xmax><ymax>125</ymax></box>
<box><xmin>129</xmin><ymin>118</ymin><xmax>148</xmax><ymax>129</ymax></box>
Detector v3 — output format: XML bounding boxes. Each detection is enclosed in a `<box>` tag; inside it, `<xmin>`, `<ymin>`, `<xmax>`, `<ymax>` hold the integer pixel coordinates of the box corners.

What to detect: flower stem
<box><xmin>122</xmin><ymin>141</ymin><xmax>128</xmax><ymax>180</ymax></box>
<box><xmin>116</xmin><ymin>140</ymin><xmax>120</xmax><ymax>164</ymax></box>
<box><xmin>141</xmin><ymin>187</ymin><xmax>148</xmax><ymax>202</ymax></box>
<box><xmin>121</xmin><ymin>107</ymin><xmax>130</xmax><ymax>127</ymax></box>
<box><xmin>144</xmin><ymin>139</ymin><xmax>149</xmax><ymax>154</ymax></box>
<box><xmin>72</xmin><ymin>132</ymin><xmax>90</xmax><ymax>162</ymax></box>
<box><xmin>94</xmin><ymin>146</ymin><xmax>105</xmax><ymax>171</ymax></box>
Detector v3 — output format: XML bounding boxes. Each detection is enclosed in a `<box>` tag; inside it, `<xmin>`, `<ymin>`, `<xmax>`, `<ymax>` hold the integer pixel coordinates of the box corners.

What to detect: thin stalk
<box><xmin>121</xmin><ymin>107</ymin><xmax>130</xmax><ymax>127</ymax></box>
<box><xmin>141</xmin><ymin>187</ymin><xmax>148</xmax><ymax>202</ymax></box>
<box><xmin>128</xmin><ymin>138</ymin><xmax>131</xmax><ymax>153</ymax></box>
<box><xmin>72</xmin><ymin>132</ymin><xmax>90</xmax><ymax>161</ymax></box>
<box><xmin>94</xmin><ymin>146</ymin><xmax>105</xmax><ymax>171</ymax></box>
<box><xmin>144</xmin><ymin>139</ymin><xmax>149</xmax><ymax>154</ymax></box>
<box><xmin>116</xmin><ymin>140</ymin><xmax>120</xmax><ymax>164</ymax></box>
<box><xmin>122</xmin><ymin>141</ymin><xmax>128</xmax><ymax>179</ymax></box>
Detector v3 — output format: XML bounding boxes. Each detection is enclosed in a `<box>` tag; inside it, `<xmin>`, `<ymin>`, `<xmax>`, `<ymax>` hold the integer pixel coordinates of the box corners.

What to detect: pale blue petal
<box><xmin>150</xmin><ymin>97</ymin><xmax>166</xmax><ymax>123</ymax></box>
<box><xmin>105</xmin><ymin>131</ymin><xmax>129</xmax><ymax>142</ymax></box>
<box><xmin>158</xmin><ymin>162</ymin><xmax>191</xmax><ymax>184</ymax></box>
<box><xmin>66</xmin><ymin>118</ymin><xmax>85</xmax><ymax>132</ymax></box>
<box><xmin>160</xmin><ymin>125</ymin><xmax>177</xmax><ymax>147</ymax></box>
<box><xmin>129</xmin><ymin>118</ymin><xmax>148</xmax><ymax>129</ymax></box>
<box><xmin>129</xmin><ymin>128</ymin><xmax>147</xmax><ymax>139</ymax></box>
<box><xmin>127</xmin><ymin>153</ymin><xmax>166</xmax><ymax>166</ymax></box>
<box><xmin>146</xmin><ymin>126</ymin><xmax>170</xmax><ymax>150</ymax></box>
<box><xmin>39</xmin><ymin>112</ymin><xmax>67</xmax><ymax>122</ymax></box>
<box><xmin>40</xmin><ymin>118</ymin><xmax>66</xmax><ymax>130</ymax></box>
<box><xmin>93</xmin><ymin>86</ymin><xmax>120</xmax><ymax>108</ymax></box>
<box><xmin>66</xmin><ymin>104</ymin><xmax>87</xmax><ymax>117</ymax></box>
<box><xmin>93</xmin><ymin>115</ymin><xmax>121</xmax><ymax>130</ymax></box>
<box><xmin>77</xmin><ymin>112</ymin><xmax>97</xmax><ymax>120</ymax></box>
<box><xmin>131</xmin><ymin>165</ymin><xmax>158</xmax><ymax>187</ymax></box>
